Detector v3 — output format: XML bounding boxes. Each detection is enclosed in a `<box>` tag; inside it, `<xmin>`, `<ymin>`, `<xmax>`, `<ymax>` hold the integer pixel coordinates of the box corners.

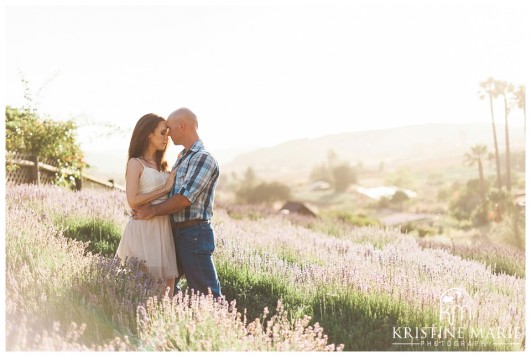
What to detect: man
<box><xmin>133</xmin><ymin>108</ymin><xmax>222</xmax><ymax>298</ymax></box>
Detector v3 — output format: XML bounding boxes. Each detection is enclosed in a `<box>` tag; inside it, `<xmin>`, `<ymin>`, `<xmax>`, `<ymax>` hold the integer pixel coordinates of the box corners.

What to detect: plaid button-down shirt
<box><xmin>169</xmin><ymin>139</ymin><xmax>219</xmax><ymax>223</ymax></box>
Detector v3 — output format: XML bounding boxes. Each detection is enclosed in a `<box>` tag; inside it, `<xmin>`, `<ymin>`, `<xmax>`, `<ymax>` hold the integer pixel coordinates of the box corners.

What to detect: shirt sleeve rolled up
<box><xmin>177</xmin><ymin>152</ymin><xmax>218</xmax><ymax>203</ymax></box>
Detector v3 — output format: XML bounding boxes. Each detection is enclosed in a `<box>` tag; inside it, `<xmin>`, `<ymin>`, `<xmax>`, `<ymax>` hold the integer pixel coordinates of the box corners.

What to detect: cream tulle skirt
<box><xmin>116</xmin><ymin>216</ymin><xmax>178</xmax><ymax>280</ymax></box>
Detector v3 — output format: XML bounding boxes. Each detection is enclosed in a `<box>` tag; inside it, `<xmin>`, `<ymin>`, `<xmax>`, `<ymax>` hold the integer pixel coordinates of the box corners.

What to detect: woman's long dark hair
<box><xmin>127</xmin><ymin>113</ymin><xmax>169</xmax><ymax>172</ymax></box>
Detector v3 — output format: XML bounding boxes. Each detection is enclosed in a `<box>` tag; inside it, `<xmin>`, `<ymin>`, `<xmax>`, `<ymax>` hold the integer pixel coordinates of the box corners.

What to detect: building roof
<box><xmin>279</xmin><ymin>201</ymin><xmax>317</xmax><ymax>217</ymax></box>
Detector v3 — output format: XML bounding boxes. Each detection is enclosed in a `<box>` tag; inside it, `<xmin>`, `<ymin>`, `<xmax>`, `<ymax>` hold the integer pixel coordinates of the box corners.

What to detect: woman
<box><xmin>116</xmin><ymin>113</ymin><xmax>178</xmax><ymax>296</ymax></box>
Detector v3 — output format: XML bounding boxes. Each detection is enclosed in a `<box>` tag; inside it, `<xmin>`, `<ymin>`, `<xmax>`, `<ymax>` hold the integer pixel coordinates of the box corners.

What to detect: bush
<box><xmin>399</xmin><ymin>223</ymin><xmax>438</xmax><ymax>238</ymax></box>
<box><xmin>236</xmin><ymin>182</ymin><xmax>291</xmax><ymax>205</ymax></box>
<box><xmin>391</xmin><ymin>190</ymin><xmax>409</xmax><ymax>204</ymax></box>
<box><xmin>324</xmin><ymin>210</ymin><xmax>379</xmax><ymax>227</ymax></box>
<box><xmin>331</xmin><ymin>164</ymin><xmax>357</xmax><ymax>192</ymax></box>
<box><xmin>59</xmin><ymin>216</ymin><xmax>122</xmax><ymax>257</ymax></box>
<box><xmin>5</xmin><ymin>106</ymin><xmax>86</xmax><ymax>185</ymax></box>
<box><xmin>471</xmin><ymin>201</ymin><xmax>490</xmax><ymax>226</ymax></box>
<box><xmin>489</xmin><ymin>209</ymin><xmax>526</xmax><ymax>250</ymax></box>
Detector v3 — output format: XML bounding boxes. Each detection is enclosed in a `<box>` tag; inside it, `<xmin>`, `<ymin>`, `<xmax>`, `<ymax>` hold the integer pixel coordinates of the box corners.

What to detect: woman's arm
<box><xmin>125</xmin><ymin>159</ymin><xmax>176</xmax><ymax>209</ymax></box>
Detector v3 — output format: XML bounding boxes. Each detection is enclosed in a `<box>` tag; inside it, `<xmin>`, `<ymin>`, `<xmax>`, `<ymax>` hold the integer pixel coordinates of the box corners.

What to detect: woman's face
<box><xmin>148</xmin><ymin>120</ymin><xmax>169</xmax><ymax>151</ymax></box>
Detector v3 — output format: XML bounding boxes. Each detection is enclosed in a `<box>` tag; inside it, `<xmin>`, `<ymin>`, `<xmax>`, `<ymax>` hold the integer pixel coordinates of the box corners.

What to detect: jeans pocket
<box><xmin>178</xmin><ymin>226</ymin><xmax>199</xmax><ymax>253</ymax></box>
<box><xmin>203</xmin><ymin>239</ymin><xmax>215</xmax><ymax>255</ymax></box>
<box><xmin>198</xmin><ymin>228</ymin><xmax>215</xmax><ymax>255</ymax></box>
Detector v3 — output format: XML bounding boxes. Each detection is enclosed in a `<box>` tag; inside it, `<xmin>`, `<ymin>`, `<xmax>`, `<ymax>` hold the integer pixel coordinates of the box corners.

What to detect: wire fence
<box><xmin>5</xmin><ymin>151</ymin><xmax>125</xmax><ymax>191</ymax></box>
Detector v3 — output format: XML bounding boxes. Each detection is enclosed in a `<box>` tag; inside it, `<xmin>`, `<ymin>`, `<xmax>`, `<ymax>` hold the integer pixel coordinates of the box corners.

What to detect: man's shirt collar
<box><xmin>178</xmin><ymin>139</ymin><xmax>204</xmax><ymax>158</ymax></box>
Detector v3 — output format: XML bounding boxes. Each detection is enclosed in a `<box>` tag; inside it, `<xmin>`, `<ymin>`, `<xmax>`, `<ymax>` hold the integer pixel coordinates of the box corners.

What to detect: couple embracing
<box><xmin>115</xmin><ymin>108</ymin><xmax>222</xmax><ymax>299</ymax></box>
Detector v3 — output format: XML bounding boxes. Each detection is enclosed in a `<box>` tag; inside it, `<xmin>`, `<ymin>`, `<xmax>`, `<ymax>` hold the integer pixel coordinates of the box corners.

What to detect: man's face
<box><xmin>166</xmin><ymin>118</ymin><xmax>181</xmax><ymax>145</ymax></box>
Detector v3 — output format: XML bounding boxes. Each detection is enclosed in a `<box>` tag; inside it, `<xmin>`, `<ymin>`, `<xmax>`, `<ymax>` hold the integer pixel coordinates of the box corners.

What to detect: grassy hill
<box><xmin>223</xmin><ymin>122</ymin><xmax>525</xmax><ymax>180</ymax></box>
<box><xmin>5</xmin><ymin>185</ymin><xmax>525</xmax><ymax>351</ymax></box>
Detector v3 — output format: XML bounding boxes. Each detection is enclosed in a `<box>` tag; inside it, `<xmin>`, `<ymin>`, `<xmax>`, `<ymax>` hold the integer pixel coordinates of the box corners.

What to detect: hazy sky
<box><xmin>4</xmin><ymin>0</ymin><xmax>529</xmax><ymax>155</ymax></box>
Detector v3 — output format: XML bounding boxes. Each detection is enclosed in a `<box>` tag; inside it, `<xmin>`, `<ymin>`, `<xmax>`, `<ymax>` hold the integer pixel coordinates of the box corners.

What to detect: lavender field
<box><xmin>5</xmin><ymin>185</ymin><xmax>525</xmax><ymax>351</ymax></box>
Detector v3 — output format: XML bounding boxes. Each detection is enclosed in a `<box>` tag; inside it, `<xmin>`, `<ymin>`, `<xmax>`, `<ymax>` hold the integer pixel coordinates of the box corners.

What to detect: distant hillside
<box><xmin>224</xmin><ymin>122</ymin><xmax>525</xmax><ymax>178</ymax></box>
<box><xmin>83</xmin><ymin>145</ymin><xmax>258</xmax><ymax>186</ymax></box>
<box><xmin>83</xmin><ymin>122</ymin><xmax>525</xmax><ymax>184</ymax></box>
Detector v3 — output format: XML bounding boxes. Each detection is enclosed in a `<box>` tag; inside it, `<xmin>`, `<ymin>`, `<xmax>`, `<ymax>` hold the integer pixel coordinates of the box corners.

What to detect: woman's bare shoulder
<box><xmin>126</xmin><ymin>158</ymin><xmax>143</xmax><ymax>176</ymax></box>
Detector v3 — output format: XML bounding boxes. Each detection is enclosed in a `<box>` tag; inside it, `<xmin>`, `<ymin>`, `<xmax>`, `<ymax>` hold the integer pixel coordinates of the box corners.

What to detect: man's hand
<box><xmin>132</xmin><ymin>203</ymin><xmax>155</xmax><ymax>220</ymax></box>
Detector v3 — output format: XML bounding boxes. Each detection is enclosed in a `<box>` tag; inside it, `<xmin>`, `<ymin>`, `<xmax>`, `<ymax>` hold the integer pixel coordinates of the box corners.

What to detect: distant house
<box><xmin>514</xmin><ymin>192</ymin><xmax>525</xmax><ymax>208</ymax></box>
<box><xmin>279</xmin><ymin>201</ymin><xmax>317</xmax><ymax>217</ymax></box>
<box><xmin>355</xmin><ymin>186</ymin><xmax>417</xmax><ymax>200</ymax></box>
<box><xmin>310</xmin><ymin>180</ymin><xmax>331</xmax><ymax>191</ymax></box>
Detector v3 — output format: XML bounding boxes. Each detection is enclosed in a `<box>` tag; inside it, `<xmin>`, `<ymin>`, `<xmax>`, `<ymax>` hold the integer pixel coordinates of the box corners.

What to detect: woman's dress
<box><xmin>116</xmin><ymin>160</ymin><xmax>178</xmax><ymax>279</ymax></box>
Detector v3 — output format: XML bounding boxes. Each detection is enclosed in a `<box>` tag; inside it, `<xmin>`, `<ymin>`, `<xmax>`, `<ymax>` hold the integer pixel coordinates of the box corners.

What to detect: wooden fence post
<box><xmin>74</xmin><ymin>168</ymin><xmax>83</xmax><ymax>191</ymax></box>
<box><xmin>30</xmin><ymin>155</ymin><xmax>40</xmax><ymax>185</ymax></box>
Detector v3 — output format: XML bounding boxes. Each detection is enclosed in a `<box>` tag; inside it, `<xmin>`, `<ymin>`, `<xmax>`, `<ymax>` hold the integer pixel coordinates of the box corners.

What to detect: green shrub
<box><xmin>236</xmin><ymin>181</ymin><xmax>291</xmax><ymax>204</ymax></box>
<box><xmin>471</xmin><ymin>201</ymin><xmax>490</xmax><ymax>226</ymax></box>
<box><xmin>334</xmin><ymin>211</ymin><xmax>379</xmax><ymax>227</ymax></box>
<box><xmin>5</xmin><ymin>106</ymin><xmax>86</xmax><ymax>186</ymax></box>
<box><xmin>59</xmin><ymin>216</ymin><xmax>122</xmax><ymax>257</ymax></box>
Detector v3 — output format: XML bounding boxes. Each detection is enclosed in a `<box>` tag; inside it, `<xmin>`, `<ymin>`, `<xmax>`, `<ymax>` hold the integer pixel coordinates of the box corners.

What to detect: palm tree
<box><xmin>464</xmin><ymin>145</ymin><xmax>489</xmax><ymax>201</ymax></box>
<box><xmin>496</xmin><ymin>80</ymin><xmax>514</xmax><ymax>192</ymax></box>
<box><xmin>479</xmin><ymin>77</ymin><xmax>502</xmax><ymax>190</ymax></box>
<box><xmin>513</xmin><ymin>85</ymin><xmax>526</xmax><ymax>133</ymax></box>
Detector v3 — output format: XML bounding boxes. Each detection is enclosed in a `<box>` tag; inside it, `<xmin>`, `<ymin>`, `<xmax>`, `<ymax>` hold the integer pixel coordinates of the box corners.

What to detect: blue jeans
<box><xmin>172</xmin><ymin>221</ymin><xmax>222</xmax><ymax>298</ymax></box>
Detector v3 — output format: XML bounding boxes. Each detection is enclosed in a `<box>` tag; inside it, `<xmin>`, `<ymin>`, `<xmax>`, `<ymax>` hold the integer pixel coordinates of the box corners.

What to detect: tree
<box><xmin>488</xmin><ymin>189</ymin><xmax>510</xmax><ymax>222</ymax></box>
<box><xmin>479</xmin><ymin>77</ymin><xmax>502</xmax><ymax>190</ymax></box>
<box><xmin>310</xmin><ymin>151</ymin><xmax>356</xmax><ymax>192</ymax></box>
<box><xmin>514</xmin><ymin>85</ymin><xmax>526</xmax><ymax>133</ymax></box>
<box><xmin>390</xmin><ymin>190</ymin><xmax>409</xmax><ymax>210</ymax></box>
<box><xmin>497</xmin><ymin>80</ymin><xmax>514</xmax><ymax>192</ymax></box>
<box><xmin>5</xmin><ymin>106</ymin><xmax>86</xmax><ymax>185</ymax></box>
<box><xmin>449</xmin><ymin>179</ymin><xmax>485</xmax><ymax>222</ymax></box>
<box><xmin>244</xmin><ymin>166</ymin><xmax>257</xmax><ymax>186</ymax></box>
<box><xmin>464</xmin><ymin>145</ymin><xmax>488</xmax><ymax>201</ymax></box>
<box><xmin>327</xmin><ymin>149</ymin><xmax>339</xmax><ymax>169</ymax></box>
<box><xmin>331</xmin><ymin>163</ymin><xmax>357</xmax><ymax>192</ymax></box>
<box><xmin>385</xmin><ymin>168</ymin><xmax>414</xmax><ymax>188</ymax></box>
